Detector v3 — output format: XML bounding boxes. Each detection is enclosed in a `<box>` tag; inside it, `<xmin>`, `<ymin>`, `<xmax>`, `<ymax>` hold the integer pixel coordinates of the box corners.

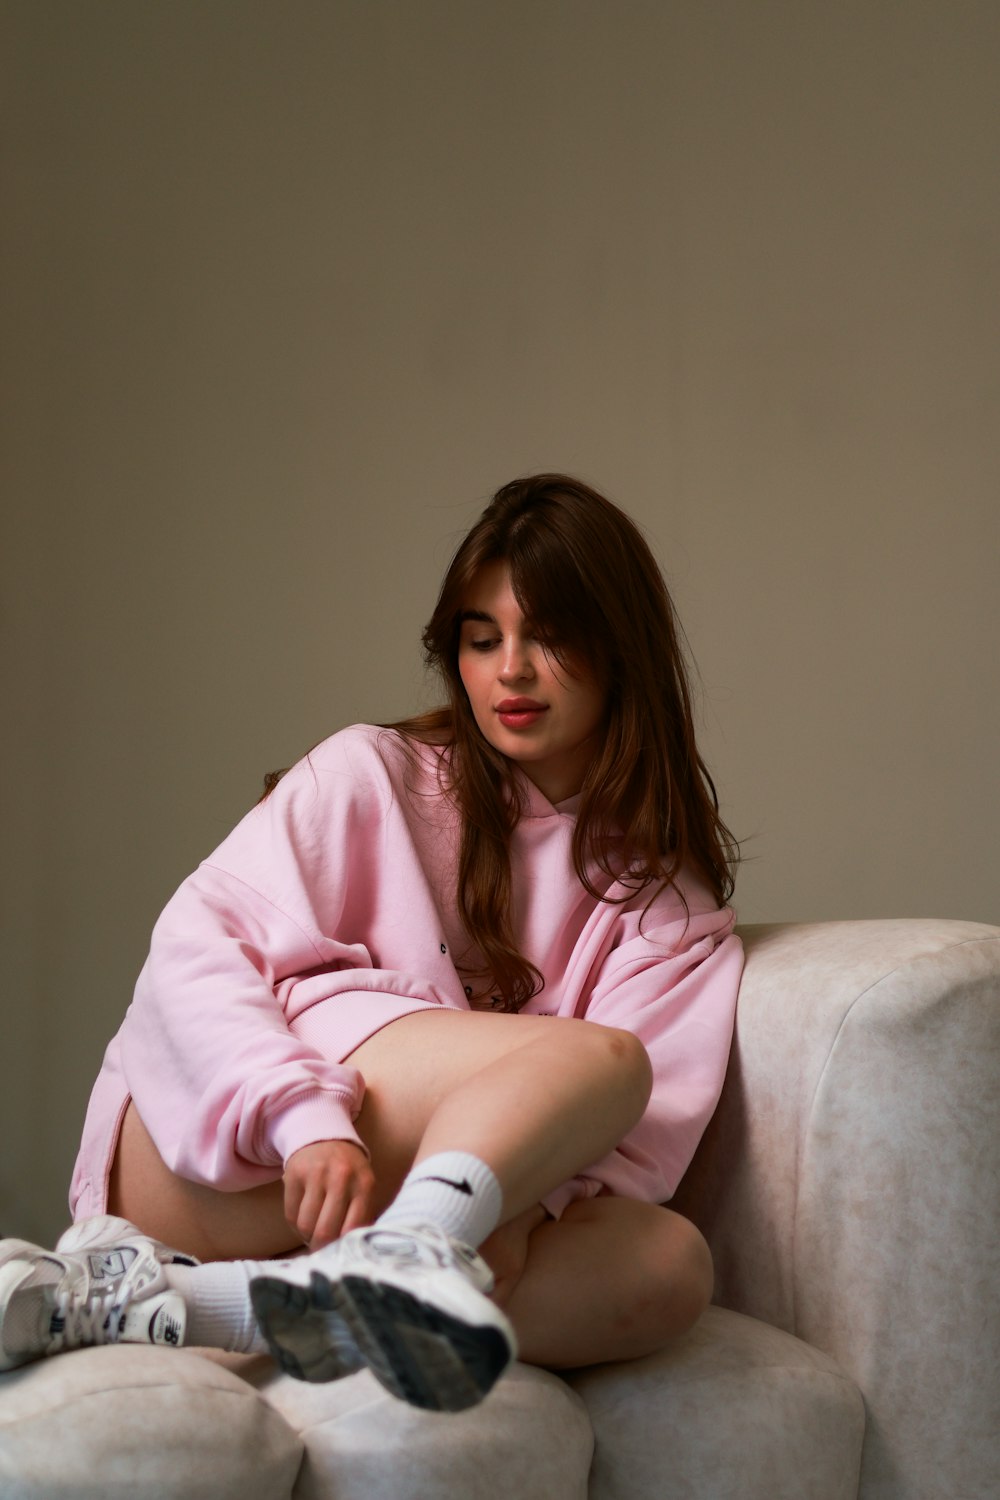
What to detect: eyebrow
<box><xmin>458</xmin><ymin>609</ymin><xmax>497</xmax><ymax>625</ymax></box>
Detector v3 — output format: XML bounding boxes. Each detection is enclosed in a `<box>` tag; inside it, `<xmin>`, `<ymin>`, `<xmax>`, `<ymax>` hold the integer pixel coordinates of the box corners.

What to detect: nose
<box><xmin>497</xmin><ymin>634</ymin><xmax>535</xmax><ymax>683</ymax></box>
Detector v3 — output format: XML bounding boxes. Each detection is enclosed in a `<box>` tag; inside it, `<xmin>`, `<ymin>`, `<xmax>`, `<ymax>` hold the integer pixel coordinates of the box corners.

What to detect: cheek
<box><xmin>457</xmin><ymin>657</ymin><xmax>485</xmax><ymax>713</ymax></box>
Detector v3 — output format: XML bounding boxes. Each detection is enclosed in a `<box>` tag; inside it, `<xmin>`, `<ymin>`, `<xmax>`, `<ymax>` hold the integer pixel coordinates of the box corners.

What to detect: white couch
<box><xmin>2</xmin><ymin>918</ymin><xmax>997</xmax><ymax>1500</ymax></box>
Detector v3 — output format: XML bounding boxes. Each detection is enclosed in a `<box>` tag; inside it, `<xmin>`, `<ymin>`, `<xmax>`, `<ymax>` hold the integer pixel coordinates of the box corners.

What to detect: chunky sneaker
<box><xmin>243</xmin><ymin>1259</ymin><xmax>367</xmax><ymax>1387</ymax></box>
<box><xmin>250</xmin><ymin>1223</ymin><xmax>516</xmax><ymax>1412</ymax></box>
<box><xmin>0</xmin><ymin>1215</ymin><xmax>196</xmax><ymax>1371</ymax></box>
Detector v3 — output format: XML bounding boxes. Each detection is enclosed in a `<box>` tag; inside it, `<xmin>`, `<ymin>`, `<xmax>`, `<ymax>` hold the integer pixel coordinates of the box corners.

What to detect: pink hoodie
<box><xmin>71</xmin><ymin>725</ymin><xmax>743</xmax><ymax>1221</ymax></box>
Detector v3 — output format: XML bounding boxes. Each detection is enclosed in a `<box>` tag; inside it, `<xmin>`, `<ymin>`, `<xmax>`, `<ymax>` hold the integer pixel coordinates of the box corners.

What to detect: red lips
<box><xmin>496</xmin><ymin>698</ymin><xmax>548</xmax><ymax>731</ymax></box>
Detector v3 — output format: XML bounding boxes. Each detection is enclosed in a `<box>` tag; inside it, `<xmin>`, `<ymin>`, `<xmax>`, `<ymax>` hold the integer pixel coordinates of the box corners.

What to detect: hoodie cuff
<box><xmin>266</xmin><ymin>1087</ymin><xmax>368</xmax><ymax>1166</ymax></box>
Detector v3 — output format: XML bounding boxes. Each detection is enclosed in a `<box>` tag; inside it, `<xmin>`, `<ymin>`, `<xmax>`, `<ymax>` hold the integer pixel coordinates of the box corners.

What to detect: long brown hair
<box><xmin>387</xmin><ymin>473</ymin><xmax>739</xmax><ymax>1011</ymax></box>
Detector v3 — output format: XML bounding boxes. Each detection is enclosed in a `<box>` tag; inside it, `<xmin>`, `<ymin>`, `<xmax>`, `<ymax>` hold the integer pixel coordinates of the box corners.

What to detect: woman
<box><xmin>0</xmin><ymin>474</ymin><xmax>743</xmax><ymax>1412</ymax></box>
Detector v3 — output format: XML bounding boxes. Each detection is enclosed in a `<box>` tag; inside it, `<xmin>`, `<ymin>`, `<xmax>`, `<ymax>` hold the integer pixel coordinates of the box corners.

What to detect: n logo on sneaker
<box><xmin>87</xmin><ymin>1250</ymin><xmax>134</xmax><ymax>1280</ymax></box>
<box><xmin>157</xmin><ymin>1314</ymin><xmax>183</xmax><ymax>1346</ymax></box>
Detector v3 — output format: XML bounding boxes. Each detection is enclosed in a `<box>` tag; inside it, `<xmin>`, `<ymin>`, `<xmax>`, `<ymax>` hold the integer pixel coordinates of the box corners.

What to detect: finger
<box><xmin>339</xmin><ymin>1176</ymin><xmax>377</xmax><ymax>1237</ymax></box>
<box><xmin>308</xmin><ymin>1190</ymin><xmax>346</xmax><ymax>1249</ymax></box>
<box><xmin>283</xmin><ymin>1174</ymin><xmax>306</xmax><ymax>1239</ymax></box>
<box><xmin>308</xmin><ymin>1167</ymin><xmax>376</xmax><ymax>1249</ymax></box>
<box><xmin>293</xmin><ymin>1177</ymin><xmax>330</xmax><ymax>1248</ymax></box>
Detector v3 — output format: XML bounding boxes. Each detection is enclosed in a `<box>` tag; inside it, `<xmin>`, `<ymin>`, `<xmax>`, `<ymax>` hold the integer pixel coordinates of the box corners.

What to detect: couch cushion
<box><xmin>240</xmin><ymin>1358</ymin><xmax>593</xmax><ymax>1500</ymax></box>
<box><xmin>0</xmin><ymin>1346</ymin><xmax>303</xmax><ymax>1500</ymax></box>
<box><xmin>567</xmin><ymin>1305</ymin><xmax>864</xmax><ymax>1500</ymax></box>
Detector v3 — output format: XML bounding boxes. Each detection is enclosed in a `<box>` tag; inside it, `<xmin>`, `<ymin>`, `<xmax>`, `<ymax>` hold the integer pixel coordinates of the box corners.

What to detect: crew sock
<box><xmin>375</xmin><ymin>1151</ymin><xmax>502</xmax><ymax>1248</ymax></box>
<box><xmin>164</xmin><ymin>1261</ymin><xmax>269</xmax><ymax>1353</ymax></box>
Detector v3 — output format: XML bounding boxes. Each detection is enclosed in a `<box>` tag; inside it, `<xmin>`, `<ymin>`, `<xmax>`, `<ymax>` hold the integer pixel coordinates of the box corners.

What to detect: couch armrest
<box><xmin>674</xmin><ymin>918</ymin><xmax>1000</xmax><ymax>1500</ymax></box>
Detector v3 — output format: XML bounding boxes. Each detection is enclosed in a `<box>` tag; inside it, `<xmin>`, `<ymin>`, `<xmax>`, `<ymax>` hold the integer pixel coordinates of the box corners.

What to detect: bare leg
<box><xmin>492</xmin><ymin>1197</ymin><xmax>713</xmax><ymax>1367</ymax></box>
<box><xmin>110</xmin><ymin>1010</ymin><xmax>650</xmax><ymax>1259</ymax></box>
<box><xmin>340</xmin><ymin>1010</ymin><xmax>711</xmax><ymax>1368</ymax></box>
<box><xmin>109</xmin><ymin>1106</ymin><xmax>290</xmax><ymax>1261</ymax></box>
<box><xmin>109</xmin><ymin>1009</ymin><xmax>709</xmax><ymax>1368</ymax></box>
<box><xmin>346</xmin><ymin>1010</ymin><xmax>651</xmax><ymax>1218</ymax></box>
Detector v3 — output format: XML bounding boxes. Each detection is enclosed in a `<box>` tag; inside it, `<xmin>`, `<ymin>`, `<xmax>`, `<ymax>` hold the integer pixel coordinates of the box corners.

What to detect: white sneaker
<box><xmin>250</xmin><ymin>1223</ymin><xmax>516</xmax><ymax>1411</ymax></box>
<box><xmin>244</xmin><ymin>1255</ymin><xmax>368</xmax><ymax>1387</ymax></box>
<box><xmin>0</xmin><ymin>1215</ymin><xmax>196</xmax><ymax>1371</ymax></box>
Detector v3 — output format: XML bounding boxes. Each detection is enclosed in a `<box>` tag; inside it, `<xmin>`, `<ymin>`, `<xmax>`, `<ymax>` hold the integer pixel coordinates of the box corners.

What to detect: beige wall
<box><xmin>3</xmin><ymin>0</ymin><xmax>997</xmax><ymax>1243</ymax></box>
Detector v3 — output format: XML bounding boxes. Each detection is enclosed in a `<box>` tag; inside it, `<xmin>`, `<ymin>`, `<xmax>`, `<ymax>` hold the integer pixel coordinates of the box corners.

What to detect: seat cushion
<box><xmin>239</xmin><ymin>1357</ymin><xmax>593</xmax><ymax>1500</ymax></box>
<box><xmin>0</xmin><ymin>1309</ymin><xmax>863</xmax><ymax>1500</ymax></box>
<box><xmin>0</xmin><ymin>1346</ymin><xmax>303</xmax><ymax>1500</ymax></box>
<box><xmin>567</xmin><ymin>1305</ymin><xmax>865</xmax><ymax>1500</ymax></box>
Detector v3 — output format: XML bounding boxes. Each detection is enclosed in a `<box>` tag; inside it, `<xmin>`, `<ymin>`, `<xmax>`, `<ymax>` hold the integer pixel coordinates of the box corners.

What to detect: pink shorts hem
<box><xmin>288</xmin><ymin>989</ymin><xmax>449</xmax><ymax>1060</ymax></box>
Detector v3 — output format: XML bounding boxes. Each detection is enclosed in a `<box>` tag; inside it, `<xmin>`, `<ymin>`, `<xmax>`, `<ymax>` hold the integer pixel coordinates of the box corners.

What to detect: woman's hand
<box><xmin>283</xmin><ymin>1139</ymin><xmax>376</xmax><ymax>1250</ymax></box>
<box><xmin>477</xmin><ymin>1203</ymin><xmax>551</xmax><ymax>1308</ymax></box>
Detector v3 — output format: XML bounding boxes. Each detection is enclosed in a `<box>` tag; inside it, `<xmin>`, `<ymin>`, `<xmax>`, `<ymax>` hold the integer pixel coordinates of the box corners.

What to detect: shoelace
<box><xmin>48</xmin><ymin>1279</ymin><xmax>131</xmax><ymax>1354</ymax></box>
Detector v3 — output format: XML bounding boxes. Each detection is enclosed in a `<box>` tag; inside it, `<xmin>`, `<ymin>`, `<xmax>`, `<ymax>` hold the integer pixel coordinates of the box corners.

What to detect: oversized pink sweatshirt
<box><xmin>71</xmin><ymin>725</ymin><xmax>744</xmax><ymax>1221</ymax></box>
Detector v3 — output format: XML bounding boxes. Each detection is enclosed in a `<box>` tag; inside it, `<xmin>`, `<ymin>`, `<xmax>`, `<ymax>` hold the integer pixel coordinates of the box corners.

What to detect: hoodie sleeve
<box><xmin>542</xmin><ymin>894</ymin><xmax>743</xmax><ymax>1217</ymax></box>
<box><xmin>117</xmin><ymin>730</ymin><xmax>455</xmax><ymax>1190</ymax></box>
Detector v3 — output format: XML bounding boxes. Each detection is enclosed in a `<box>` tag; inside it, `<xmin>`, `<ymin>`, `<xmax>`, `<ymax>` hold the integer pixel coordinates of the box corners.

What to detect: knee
<box><xmin>606</xmin><ymin>1026</ymin><xmax>654</xmax><ymax>1100</ymax></box>
<box><xmin>622</xmin><ymin>1205</ymin><xmax>714</xmax><ymax>1347</ymax></box>
<box><xmin>660</xmin><ymin>1211</ymin><xmax>714</xmax><ymax>1335</ymax></box>
<box><xmin>571</xmin><ymin>1021</ymin><xmax>653</xmax><ymax>1113</ymax></box>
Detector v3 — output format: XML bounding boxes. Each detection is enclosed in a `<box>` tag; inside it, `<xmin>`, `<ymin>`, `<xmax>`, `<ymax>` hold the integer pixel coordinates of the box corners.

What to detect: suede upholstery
<box><xmin>674</xmin><ymin>920</ymin><xmax>1000</xmax><ymax>1500</ymax></box>
<box><xmin>1</xmin><ymin>919</ymin><xmax>996</xmax><ymax>1499</ymax></box>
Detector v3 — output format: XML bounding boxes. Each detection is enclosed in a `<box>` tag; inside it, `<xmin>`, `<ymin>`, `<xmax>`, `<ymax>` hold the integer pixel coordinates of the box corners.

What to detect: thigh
<box><xmin>110</xmin><ymin>1008</ymin><xmax>582</xmax><ymax>1257</ymax></box>
<box><xmin>109</xmin><ymin>1098</ymin><xmax>291</xmax><ymax>1260</ymax></box>
<box><xmin>345</xmin><ymin>1008</ymin><xmax>573</xmax><ymax>1211</ymax></box>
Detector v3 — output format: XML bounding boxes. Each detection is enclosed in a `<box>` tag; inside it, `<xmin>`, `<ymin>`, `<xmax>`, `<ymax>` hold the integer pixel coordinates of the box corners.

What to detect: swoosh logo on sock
<box><xmin>421</xmin><ymin>1175</ymin><xmax>474</xmax><ymax>1195</ymax></box>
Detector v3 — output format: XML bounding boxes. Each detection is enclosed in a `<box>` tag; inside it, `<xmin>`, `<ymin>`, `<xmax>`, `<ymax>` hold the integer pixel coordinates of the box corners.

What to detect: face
<box><xmin>457</xmin><ymin>562</ymin><xmax>608</xmax><ymax>804</ymax></box>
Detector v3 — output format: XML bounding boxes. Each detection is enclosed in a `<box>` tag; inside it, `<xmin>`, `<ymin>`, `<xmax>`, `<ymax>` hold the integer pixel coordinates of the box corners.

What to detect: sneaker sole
<box><xmin>250</xmin><ymin>1276</ymin><xmax>365</xmax><ymax>1385</ymax></box>
<box><xmin>311</xmin><ymin>1269</ymin><xmax>512</xmax><ymax>1412</ymax></box>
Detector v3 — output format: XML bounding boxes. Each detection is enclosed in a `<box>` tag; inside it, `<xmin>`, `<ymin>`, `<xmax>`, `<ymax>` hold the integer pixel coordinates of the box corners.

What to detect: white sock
<box><xmin>376</xmin><ymin>1151</ymin><xmax>503</xmax><ymax>1248</ymax></box>
<box><xmin>164</xmin><ymin>1261</ymin><xmax>269</xmax><ymax>1353</ymax></box>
